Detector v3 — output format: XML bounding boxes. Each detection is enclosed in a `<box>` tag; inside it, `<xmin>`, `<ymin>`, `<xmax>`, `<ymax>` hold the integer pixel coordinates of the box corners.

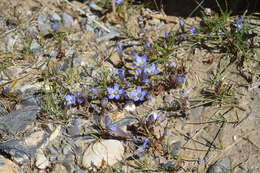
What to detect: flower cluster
<box><xmin>107</xmin><ymin>83</ymin><xmax>124</xmax><ymax>100</ymax></box>
<box><xmin>65</xmin><ymin>93</ymin><xmax>84</xmax><ymax>105</ymax></box>
<box><xmin>234</xmin><ymin>16</ymin><xmax>244</xmax><ymax>32</ymax></box>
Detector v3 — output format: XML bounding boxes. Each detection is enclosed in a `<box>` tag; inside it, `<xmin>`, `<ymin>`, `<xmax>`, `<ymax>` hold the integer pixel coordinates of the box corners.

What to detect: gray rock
<box><xmin>35</xmin><ymin>150</ymin><xmax>50</xmax><ymax>169</ymax></box>
<box><xmin>62</xmin><ymin>13</ymin><xmax>73</xmax><ymax>28</ymax></box>
<box><xmin>66</xmin><ymin>119</ymin><xmax>81</xmax><ymax>136</ymax></box>
<box><xmin>0</xmin><ymin>106</ymin><xmax>40</xmax><ymax>135</ymax></box>
<box><xmin>0</xmin><ymin>102</ymin><xmax>9</xmax><ymax>116</ymax></box>
<box><xmin>49</xmin><ymin>13</ymin><xmax>61</xmax><ymax>22</ymax></box>
<box><xmin>30</xmin><ymin>40</ymin><xmax>41</xmax><ymax>53</ymax></box>
<box><xmin>96</xmin><ymin>30</ymin><xmax>120</xmax><ymax>42</ymax></box>
<box><xmin>0</xmin><ymin>130</ymin><xmax>48</xmax><ymax>164</ymax></box>
<box><xmin>207</xmin><ymin>157</ymin><xmax>231</xmax><ymax>173</ymax></box>
<box><xmin>170</xmin><ymin>140</ymin><xmax>182</xmax><ymax>156</ymax></box>
<box><xmin>20</xmin><ymin>94</ymin><xmax>41</xmax><ymax>107</ymax></box>
<box><xmin>37</xmin><ymin>14</ymin><xmax>51</xmax><ymax>32</ymax></box>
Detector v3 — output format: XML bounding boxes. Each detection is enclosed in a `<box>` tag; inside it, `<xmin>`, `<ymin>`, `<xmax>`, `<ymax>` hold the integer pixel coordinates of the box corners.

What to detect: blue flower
<box><xmin>133</xmin><ymin>53</ymin><xmax>147</xmax><ymax>68</ymax></box>
<box><xmin>106</xmin><ymin>124</ymin><xmax>118</xmax><ymax>131</ymax></box>
<box><xmin>190</xmin><ymin>26</ymin><xmax>197</xmax><ymax>36</ymax></box>
<box><xmin>179</xmin><ymin>20</ymin><xmax>185</xmax><ymax>27</ymax></box>
<box><xmin>135</xmin><ymin>69</ymin><xmax>150</xmax><ymax>83</ymax></box>
<box><xmin>104</xmin><ymin>115</ymin><xmax>112</xmax><ymax>126</ymax></box>
<box><xmin>116</xmin><ymin>42</ymin><xmax>123</xmax><ymax>53</ymax></box>
<box><xmin>115</xmin><ymin>0</ymin><xmax>124</xmax><ymax>5</ymax></box>
<box><xmin>145</xmin><ymin>40</ymin><xmax>150</xmax><ymax>48</ymax></box>
<box><xmin>115</xmin><ymin>68</ymin><xmax>125</xmax><ymax>79</ymax></box>
<box><xmin>164</xmin><ymin>32</ymin><xmax>170</xmax><ymax>39</ymax></box>
<box><xmin>144</xmin><ymin>63</ymin><xmax>160</xmax><ymax>75</ymax></box>
<box><xmin>74</xmin><ymin>92</ymin><xmax>84</xmax><ymax>104</ymax></box>
<box><xmin>234</xmin><ymin>17</ymin><xmax>244</xmax><ymax>32</ymax></box>
<box><xmin>89</xmin><ymin>3</ymin><xmax>98</xmax><ymax>9</ymax></box>
<box><xmin>65</xmin><ymin>94</ymin><xmax>76</xmax><ymax>105</ymax></box>
<box><xmin>147</xmin><ymin>112</ymin><xmax>162</xmax><ymax>123</ymax></box>
<box><xmin>131</xmin><ymin>87</ymin><xmax>147</xmax><ymax>102</ymax></box>
<box><xmin>177</xmin><ymin>75</ymin><xmax>186</xmax><ymax>85</ymax></box>
<box><xmin>51</xmin><ymin>23</ymin><xmax>60</xmax><ymax>31</ymax></box>
<box><xmin>107</xmin><ymin>83</ymin><xmax>124</xmax><ymax>100</ymax></box>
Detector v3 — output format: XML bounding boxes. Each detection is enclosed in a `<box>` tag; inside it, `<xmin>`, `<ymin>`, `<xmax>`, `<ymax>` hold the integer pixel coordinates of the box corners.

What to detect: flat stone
<box><xmin>207</xmin><ymin>157</ymin><xmax>231</xmax><ymax>173</ymax></box>
<box><xmin>35</xmin><ymin>150</ymin><xmax>50</xmax><ymax>169</ymax></box>
<box><xmin>82</xmin><ymin>139</ymin><xmax>124</xmax><ymax>168</ymax></box>
<box><xmin>61</xmin><ymin>13</ymin><xmax>73</xmax><ymax>28</ymax></box>
<box><xmin>0</xmin><ymin>156</ymin><xmax>21</xmax><ymax>173</ymax></box>
<box><xmin>30</xmin><ymin>40</ymin><xmax>41</xmax><ymax>53</ymax></box>
<box><xmin>0</xmin><ymin>130</ymin><xmax>48</xmax><ymax>164</ymax></box>
<box><xmin>0</xmin><ymin>106</ymin><xmax>40</xmax><ymax>135</ymax></box>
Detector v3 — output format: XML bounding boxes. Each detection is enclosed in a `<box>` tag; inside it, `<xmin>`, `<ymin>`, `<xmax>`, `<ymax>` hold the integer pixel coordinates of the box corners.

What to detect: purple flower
<box><xmin>131</xmin><ymin>87</ymin><xmax>147</xmax><ymax>102</ymax></box>
<box><xmin>51</xmin><ymin>23</ymin><xmax>60</xmax><ymax>31</ymax></box>
<box><xmin>144</xmin><ymin>63</ymin><xmax>160</xmax><ymax>75</ymax></box>
<box><xmin>234</xmin><ymin>17</ymin><xmax>244</xmax><ymax>32</ymax></box>
<box><xmin>133</xmin><ymin>53</ymin><xmax>147</xmax><ymax>68</ymax></box>
<box><xmin>190</xmin><ymin>26</ymin><xmax>197</xmax><ymax>36</ymax></box>
<box><xmin>145</xmin><ymin>40</ymin><xmax>150</xmax><ymax>48</ymax></box>
<box><xmin>164</xmin><ymin>32</ymin><xmax>170</xmax><ymax>39</ymax></box>
<box><xmin>89</xmin><ymin>3</ymin><xmax>98</xmax><ymax>9</ymax></box>
<box><xmin>106</xmin><ymin>124</ymin><xmax>118</xmax><ymax>131</ymax></box>
<box><xmin>177</xmin><ymin>75</ymin><xmax>186</xmax><ymax>85</ymax></box>
<box><xmin>179</xmin><ymin>20</ymin><xmax>185</xmax><ymax>27</ymax></box>
<box><xmin>135</xmin><ymin>69</ymin><xmax>150</xmax><ymax>83</ymax></box>
<box><xmin>116</xmin><ymin>42</ymin><xmax>123</xmax><ymax>53</ymax></box>
<box><xmin>104</xmin><ymin>115</ymin><xmax>112</xmax><ymax>125</ymax></box>
<box><xmin>115</xmin><ymin>68</ymin><xmax>125</xmax><ymax>79</ymax></box>
<box><xmin>75</xmin><ymin>94</ymin><xmax>84</xmax><ymax>104</ymax></box>
<box><xmin>65</xmin><ymin>94</ymin><xmax>76</xmax><ymax>105</ymax></box>
<box><xmin>107</xmin><ymin>83</ymin><xmax>124</xmax><ymax>100</ymax></box>
<box><xmin>115</xmin><ymin>0</ymin><xmax>124</xmax><ymax>5</ymax></box>
<box><xmin>147</xmin><ymin>112</ymin><xmax>162</xmax><ymax>123</ymax></box>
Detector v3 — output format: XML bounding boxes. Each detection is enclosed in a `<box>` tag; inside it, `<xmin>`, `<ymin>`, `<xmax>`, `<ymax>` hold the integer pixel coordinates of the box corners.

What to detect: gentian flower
<box><xmin>115</xmin><ymin>68</ymin><xmax>125</xmax><ymax>79</ymax></box>
<box><xmin>234</xmin><ymin>17</ymin><xmax>244</xmax><ymax>32</ymax></box>
<box><xmin>144</xmin><ymin>63</ymin><xmax>160</xmax><ymax>75</ymax></box>
<box><xmin>133</xmin><ymin>53</ymin><xmax>147</xmax><ymax>68</ymax></box>
<box><xmin>51</xmin><ymin>23</ymin><xmax>60</xmax><ymax>31</ymax></box>
<box><xmin>104</xmin><ymin>114</ymin><xmax>112</xmax><ymax>126</ymax></box>
<box><xmin>115</xmin><ymin>0</ymin><xmax>124</xmax><ymax>5</ymax></box>
<box><xmin>65</xmin><ymin>94</ymin><xmax>76</xmax><ymax>105</ymax></box>
<box><xmin>135</xmin><ymin>68</ymin><xmax>150</xmax><ymax>83</ymax></box>
<box><xmin>177</xmin><ymin>75</ymin><xmax>186</xmax><ymax>85</ymax></box>
<box><xmin>147</xmin><ymin>112</ymin><xmax>162</xmax><ymax>123</ymax></box>
<box><xmin>89</xmin><ymin>3</ymin><xmax>98</xmax><ymax>9</ymax></box>
<box><xmin>106</xmin><ymin>124</ymin><xmax>118</xmax><ymax>131</ymax></box>
<box><xmin>131</xmin><ymin>87</ymin><xmax>147</xmax><ymax>102</ymax></box>
<box><xmin>116</xmin><ymin>42</ymin><xmax>123</xmax><ymax>53</ymax></box>
<box><xmin>179</xmin><ymin>20</ymin><xmax>185</xmax><ymax>27</ymax></box>
<box><xmin>164</xmin><ymin>32</ymin><xmax>170</xmax><ymax>39</ymax></box>
<box><xmin>74</xmin><ymin>92</ymin><xmax>84</xmax><ymax>104</ymax></box>
<box><xmin>190</xmin><ymin>26</ymin><xmax>197</xmax><ymax>36</ymax></box>
<box><xmin>145</xmin><ymin>40</ymin><xmax>150</xmax><ymax>48</ymax></box>
<box><xmin>107</xmin><ymin>83</ymin><xmax>124</xmax><ymax>100</ymax></box>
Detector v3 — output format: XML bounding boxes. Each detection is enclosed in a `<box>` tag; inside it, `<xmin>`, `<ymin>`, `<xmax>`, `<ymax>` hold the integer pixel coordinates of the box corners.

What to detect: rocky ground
<box><xmin>0</xmin><ymin>0</ymin><xmax>259</xmax><ymax>173</ymax></box>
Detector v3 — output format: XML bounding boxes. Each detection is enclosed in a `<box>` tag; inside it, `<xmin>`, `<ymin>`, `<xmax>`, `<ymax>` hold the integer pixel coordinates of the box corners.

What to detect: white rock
<box><xmin>35</xmin><ymin>151</ymin><xmax>50</xmax><ymax>169</ymax></box>
<box><xmin>82</xmin><ymin>139</ymin><xmax>124</xmax><ymax>168</ymax></box>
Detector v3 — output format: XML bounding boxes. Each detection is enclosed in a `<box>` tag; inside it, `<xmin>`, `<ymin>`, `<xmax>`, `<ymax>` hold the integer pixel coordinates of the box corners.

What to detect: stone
<box><xmin>37</xmin><ymin>14</ymin><xmax>51</xmax><ymax>33</ymax></box>
<box><xmin>36</xmin><ymin>150</ymin><xmax>50</xmax><ymax>169</ymax></box>
<box><xmin>96</xmin><ymin>30</ymin><xmax>120</xmax><ymax>42</ymax></box>
<box><xmin>0</xmin><ymin>156</ymin><xmax>21</xmax><ymax>173</ymax></box>
<box><xmin>0</xmin><ymin>130</ymin><xmax>48</xmax><ymax>164</ymax></box>
<box><xmin>51</xmin><ymin>164</ymin><xmax>68</xmax><ymax>173</ymax></box>
<box><xmin>0</xmin><ymin>101</ymin><xmax>9</xmax><ymax>116</ymax></box>
<box><xmin>49</xmin><ymin>13</ymin><xmax>61</xmax><ymax>22</ymax></box>
<box><xmin>207</xmin><ymin>157</ymin><xmax>231</xmax><ymax>173</ymax></box>
<box><xmin>82</xmin><ymin>139</ymin><xmax>124</xmax><ymax>168</ymax></box>
<box><xmin>0</xmin><ymin>106</ymin><xmax>40</xmax><ymax>135</ymax></box>
<box><xmin>61</xmin><ymin>13</ymin><xmax>74</xmax><ymax>28</ymax></box>
<box><xmin>30</xmin><ymin>40</ymin><xmax>41</xmax><ymax>53</ymax></box>
<box><xmin>20</xmin><ymin>94</ymin><xmax>41</xmax><ymax>107</ymax></box>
